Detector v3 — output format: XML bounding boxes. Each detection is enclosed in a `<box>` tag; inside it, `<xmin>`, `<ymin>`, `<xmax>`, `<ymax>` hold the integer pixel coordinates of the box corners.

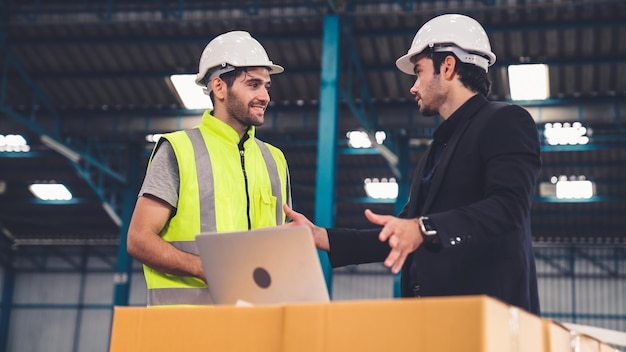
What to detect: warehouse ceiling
<box><xmin>0</xmin><ymin>0</ymin><xmax>625</xmax><ymax>259</ymax></box>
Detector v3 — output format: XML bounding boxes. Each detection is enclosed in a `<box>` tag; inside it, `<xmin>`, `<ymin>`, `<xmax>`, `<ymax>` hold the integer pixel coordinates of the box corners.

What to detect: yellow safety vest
<box><xmin>144</xmin><ymin>110</ymin><xmax>290</xmax><ymax>305</ymax></box>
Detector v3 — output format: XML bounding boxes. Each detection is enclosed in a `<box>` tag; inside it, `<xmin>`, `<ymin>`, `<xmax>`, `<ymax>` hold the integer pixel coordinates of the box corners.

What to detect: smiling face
<box><xmin>409</xmin><ymin>55</ymin><xmax>447</xmax><ymax>117</ymax></box>
<box><xmin>212</xmin><ymin>66</ymin><xmax>272</xmax><ymax>135</ymax></box>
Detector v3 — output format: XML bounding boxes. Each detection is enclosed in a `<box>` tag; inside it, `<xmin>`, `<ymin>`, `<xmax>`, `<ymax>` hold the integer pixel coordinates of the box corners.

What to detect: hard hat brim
<box><xmin>267</xmin><ymin>63</ymin><xmax>285</xmax><ymax>75</ymax></box>
<box><xmin>395</xmin><ymin>45</ymin><xmax>496</xmax><ymax>75</ymax></box>
<box><xmin>395</xmin><ymin>52</ymin><xmax>418</xmax><ymax>76</ymax></box>
<box><xmin>195</xmin><ymin>63</ymin><xmax>284</xmax><ymax>87</ymax></box>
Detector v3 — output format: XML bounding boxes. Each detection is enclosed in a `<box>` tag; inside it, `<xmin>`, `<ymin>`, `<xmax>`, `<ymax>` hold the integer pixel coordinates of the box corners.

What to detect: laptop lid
<box><xmin>195</xmin><ymin>226</ymin><xmax>330</xmax><ymax>305</ymax></box>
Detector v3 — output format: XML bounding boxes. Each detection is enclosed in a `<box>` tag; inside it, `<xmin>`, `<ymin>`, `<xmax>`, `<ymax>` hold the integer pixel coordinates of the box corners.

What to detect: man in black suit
<box><xmin>284</xmin><ymin>13</ymin><xmax>541</xmax><ymax>315</ymax></box>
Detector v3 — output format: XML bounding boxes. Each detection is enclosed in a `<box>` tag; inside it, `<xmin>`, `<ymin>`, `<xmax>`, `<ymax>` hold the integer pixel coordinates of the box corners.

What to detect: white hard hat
<box><xmin>195</xmin><ymin>31</ymin><xmax>284</xmax><ymax>88</ymax></box>
<box><xmin>395</xmin><ymin>14</ymin><xmax>496</xmax><ymax>74</ymax></box>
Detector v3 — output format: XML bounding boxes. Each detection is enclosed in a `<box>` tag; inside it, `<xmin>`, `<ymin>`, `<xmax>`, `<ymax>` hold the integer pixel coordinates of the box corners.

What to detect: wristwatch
<box><xmin>418</xmin><ymin>216</ymin><xmax>438</xmax><ymax>241</ymax></box>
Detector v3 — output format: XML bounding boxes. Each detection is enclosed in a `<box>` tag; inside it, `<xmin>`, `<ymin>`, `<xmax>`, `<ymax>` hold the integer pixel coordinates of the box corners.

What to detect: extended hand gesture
<box><xmin>283</xmin><ymin>204</ymin><xmax>330</xmax><ymax>251</ymax></box>
<box><xmin>365</xmin><ymin>210</ymin><xmax>423</xmax><ymax>274</ymax></box>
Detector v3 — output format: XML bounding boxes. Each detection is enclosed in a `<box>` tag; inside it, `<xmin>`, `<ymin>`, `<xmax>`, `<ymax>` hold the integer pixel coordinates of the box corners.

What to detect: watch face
<box><xmin>420</xmin><ymin>217</ymin><xmax>437</xmax><ymax>236</ymax></box>
<box><xmin>423</xmin><ymin>219</ymin><xmax>436</xmax><ymax>233</ymax></box>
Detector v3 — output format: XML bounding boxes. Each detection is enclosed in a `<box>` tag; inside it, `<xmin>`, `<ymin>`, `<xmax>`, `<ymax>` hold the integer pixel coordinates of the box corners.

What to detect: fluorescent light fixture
<box><xmin>145</xmin><ymin>134</ymin><xmax>163</xmax><ymax>143</ymax></box>
<box><xmin>364</xmin><ymin>177</ymin><xmax>398</xmax><ymax>199</ymax></box>
<box><xmin>40</xmin><ymin>135</ymin><xmax>81</xmax><ymax>162</ymax></box>
<box><xmin>552</xmin><ymin>175</ymin><xmax>595</xmax><ymax>199</ymax></box>
<box><xmin>543</xmin><ymin>122</ymin><xmax>590</xmax><ymax>145</ymax></box>
<box><xmin>348</xmin><ymin>131</ymin><xmax>372</xmax><ymax>148</ymax></box>
<box><xmin>29</xmin><ymin>183</ymin><xmax>73</xmax><ymax>201</ymax></box>
<box><xmin>538</xmin><ymin>181</ymin><xmax>556</xmax><ymax>197</ymax></box>
<box><xmin>508</xmin><ymin>64</ymin><xmax>549</xmax><ymax>100</ymax></box>
<box><xmin>347</xmin><ymin>130</ymin><xmax>387</xmax><ymax>148</ymax></box>
<box><xmin>170</xmin><ymin>74</ymin><xmax>213</xmax><ymax>110</ymax></box>
<box><xmin>0</xmin><ymin>134</ymin><xmax>30</xmax><ymax>152</ymax></box>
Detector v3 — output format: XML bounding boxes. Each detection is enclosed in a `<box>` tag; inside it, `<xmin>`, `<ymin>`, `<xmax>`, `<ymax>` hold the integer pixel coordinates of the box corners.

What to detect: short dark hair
<box><xmin>217</xmin><ymin>67</ymin><xmax>248</xmax><ymax>88</ymax></box>
<box><xmin>205</xmin><ymin>67</ymin><xmax>248</xmax><ymax>102</ymax></box>
<box><xmin>427</xmin><ymin>50</ymin><xmax>491</xmax><ymax>96</ymax></box>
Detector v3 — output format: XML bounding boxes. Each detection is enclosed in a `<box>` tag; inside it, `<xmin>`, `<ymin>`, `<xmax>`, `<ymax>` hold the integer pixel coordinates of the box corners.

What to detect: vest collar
<box><xmin>200</xmin><ymin>110</ymin><xmax>256</xmax><ymax>144</ymax></box>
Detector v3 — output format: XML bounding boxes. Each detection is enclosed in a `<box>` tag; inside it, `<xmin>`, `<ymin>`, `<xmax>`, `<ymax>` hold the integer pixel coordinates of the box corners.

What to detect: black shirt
<box><xmin>416</xmin><ymin>95</ymin><xmax>475</xmax><ymax>213</ymax></box>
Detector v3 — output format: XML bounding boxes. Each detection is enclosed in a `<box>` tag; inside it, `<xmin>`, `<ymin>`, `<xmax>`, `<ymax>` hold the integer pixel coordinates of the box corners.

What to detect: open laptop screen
<box><xmin>195</xmin><ymin>226</ymin><xmax>330</xmax><ymax>305</ymax></box>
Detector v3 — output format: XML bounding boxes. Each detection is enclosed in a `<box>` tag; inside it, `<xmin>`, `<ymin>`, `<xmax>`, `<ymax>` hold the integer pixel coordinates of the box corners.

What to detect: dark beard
<box><xmin>420</xmin><ymin>106</ymin><xmax>439</xmax><ymax>117</ymax></box>
<box><xmin>225</xmin><ymin>90</ymin><xmax>263</xmax><ymax>127</ymax></box>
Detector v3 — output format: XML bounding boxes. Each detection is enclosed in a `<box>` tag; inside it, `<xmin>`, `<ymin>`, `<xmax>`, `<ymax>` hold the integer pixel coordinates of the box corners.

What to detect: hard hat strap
<box><xmin>206</xmin><ymin>63</ymin><xmax>237</xmax><ymax>86</ymax></box>
<box><xmin>202</xmin><ymin>63</ymin><xmax>238</xmax><ymax>97</ymax></box>
<box><xmin>431</xmin><ymin>45</ymin><xmax>490</xmax><ymax>72</ymax></box>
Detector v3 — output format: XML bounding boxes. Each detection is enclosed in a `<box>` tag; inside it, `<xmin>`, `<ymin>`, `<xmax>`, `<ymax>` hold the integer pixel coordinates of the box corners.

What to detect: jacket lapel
<box><xmin>404</xmin><ymin>143</ymin><xmax>432</xmax><ymax>218</ymax></box>
<box><xmin>420</xmin><ymin>97</ymin><xmax>488</xmax><ymax>213</ymax></box>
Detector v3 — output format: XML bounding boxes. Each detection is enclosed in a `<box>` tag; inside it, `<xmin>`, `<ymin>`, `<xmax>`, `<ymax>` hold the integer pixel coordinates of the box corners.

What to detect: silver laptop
<box><xmin>195</xmin><ymin>226</ymin><xmax>330</xmax><ymax>305</ymax></box>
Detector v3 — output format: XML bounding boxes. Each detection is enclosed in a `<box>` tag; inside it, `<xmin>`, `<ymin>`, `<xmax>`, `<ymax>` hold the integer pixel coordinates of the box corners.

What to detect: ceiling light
<box><xmin>29</xmin><ymin>183</ymin><xmax>73</xmax><ymax>201</ymax></box>
<box><xmin>374</xmin><ymin>131</ymin><xmax>386</xmax><ymax>144</ymax></box>
<box><xmin>347</xmin><ymin>130</ymin><xmax>387</xmax><ymax>148</ymax></box>
<box><xmin>552</xmin><ymin>175</ymin><xmax>595</xmax><ymax>199</ymax></box>
<box><xmin>364</xmin><ymin>178</ymin><xmax>398</xmax><ymax>200</ymax></box>
<box><xmin>508</xmin><ymin>64</ymin><xmax>549</xmax><ymax>100</ymax></box>
<box><xmin>543</xmin><ymin>122</ymin><xmax>590</xmax><ymax>145</ymax></box>
<box><xmin>170</xmin><ymin>74</ymin><xmax>213</xmax><ymax>110</ymax></box>
<box><xmin>347</xmin><ymin>131</ymin><xmax>372</xmax><ymax>148</ymax></box>
<box><xmin>0</xmin><ymin>134</ymin><xmax>30</xmax><ymax>152</ymax></box>
<box><xmin>145</xmin><ymin>134</ymin><xmax>163</xmax><ymax>143</ymax></box>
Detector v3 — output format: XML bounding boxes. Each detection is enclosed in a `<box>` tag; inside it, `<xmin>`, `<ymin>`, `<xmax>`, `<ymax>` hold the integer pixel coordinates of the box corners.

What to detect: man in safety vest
<box><xmin>127</xmin><ymin>31</ymin><xmax>291</xmax><ymax>306</ymax></box>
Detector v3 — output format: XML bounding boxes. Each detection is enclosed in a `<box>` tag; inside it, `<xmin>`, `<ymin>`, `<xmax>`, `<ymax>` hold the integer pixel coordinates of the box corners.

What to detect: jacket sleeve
<box><xmin>327</xmin><ymin>227</ymin><xmax>390</xmax><ymax>267</ymax></box>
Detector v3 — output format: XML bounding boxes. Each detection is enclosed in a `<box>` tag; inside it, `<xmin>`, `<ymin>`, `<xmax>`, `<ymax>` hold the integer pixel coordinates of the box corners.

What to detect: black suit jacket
<box><xmin>327</xmin><ymin>95</ymin><xmax>541</xmax><ymax>315</ymax></box>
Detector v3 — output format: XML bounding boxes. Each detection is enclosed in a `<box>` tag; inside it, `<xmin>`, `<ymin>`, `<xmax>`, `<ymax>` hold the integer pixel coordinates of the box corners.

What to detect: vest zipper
<box><xmin>239</xmin><ymin>143</ymin><xmax>252</xmax><ymax>230</ymax></box>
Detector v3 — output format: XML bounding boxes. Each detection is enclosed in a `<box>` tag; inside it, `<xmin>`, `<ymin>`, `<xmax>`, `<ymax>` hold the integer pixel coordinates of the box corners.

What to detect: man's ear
<box><xmin>211</xmin><ymin>77</ymin><xmax>226</xmax><ymax>101</ymax></box>
<box><xmin>442</xmin><ymin>55</ymin><xmax>457</xmax><ymax>80</ymax></box>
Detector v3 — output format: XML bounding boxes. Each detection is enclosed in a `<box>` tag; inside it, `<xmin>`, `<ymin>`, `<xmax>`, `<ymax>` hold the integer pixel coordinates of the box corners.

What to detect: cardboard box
<box><xmin>109</xmin><ymin>305</ymin><xmax>284</xmax><ymax>352</ymax></box>
<box><xmin>576</xmin><ymin>333</ymin><xmax>601</xmax><ymax>352</ymax></box>
<box><xmin>110</xmin><ymin>295</ymin><xmax>544</xmax><ymax>352</ymax></box>
<box><xmin>600</xmin><ymin>342</ymin><xmax>621</xmax><ymax>352</ymax></box>
<box><xmin>282</xmin><ymin>295</ymin><xmax>543</xmax><ymax>352</ymax></box>
<box><xmin>515</xmin><ymin>304</ymin><xmax>546</xmax><ymax>352</ymax></box>
<box><xmin>563</xmin><ymin>322</ymin><xmax>626</xmax><ymax>351</ymax></box>
<box><xmin>543</xmin><ymin>320</ymin><xmax>574</xmax><ymax>352</ymax></box>
<box><xmin>543</xmin><ymin>319</ymin><xmax>626</xmax><ymax>352</ymax></box>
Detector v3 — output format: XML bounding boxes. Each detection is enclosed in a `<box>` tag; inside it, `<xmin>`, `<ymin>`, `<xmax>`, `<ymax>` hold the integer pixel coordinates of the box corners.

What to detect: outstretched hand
<box><xmin>365</xmin><ymin>209</ymin><xmax>423</xmax><ymax>274</ymax></box>
<box><xmin>283</xmin><ymin>204</ymin><xmax>330</xmax><ymax>251</ymax></box>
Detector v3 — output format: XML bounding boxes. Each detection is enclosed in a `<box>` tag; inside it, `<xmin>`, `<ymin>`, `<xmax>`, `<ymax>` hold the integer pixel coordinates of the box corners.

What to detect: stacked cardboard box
<box><xmin>543</xmin><ymin>319</ymin><xmax>625</xmax><ymax>352</ymax></box>
<box><xmin>110</xmin><ymin>295</ymin><xmax>624</xmax><ymax>352</ymax></box>
<box><xmin>281</xmin><ymin>295</ymin><xmax>543</xmax><ymax>351</ymax></box>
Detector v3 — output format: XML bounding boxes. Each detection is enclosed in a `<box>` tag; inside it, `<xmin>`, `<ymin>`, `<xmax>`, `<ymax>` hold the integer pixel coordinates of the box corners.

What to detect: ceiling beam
<box><xmin>5</xmin><ymin>18</ymin><xmax>623</xmax><ymax>47</ymax></box>
<box><xmin>12</xmin><ymin>55</ymin><xmax>626</xmax><ymax>82</ymax></box>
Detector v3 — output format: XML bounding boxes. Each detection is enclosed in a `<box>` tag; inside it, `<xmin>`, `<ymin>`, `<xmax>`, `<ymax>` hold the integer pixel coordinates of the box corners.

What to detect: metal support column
<box><xmin>315</xmin><ymin>14</ymin><xmax>341</xmax><ymax>295</ymax></box>
<box><xmin>112</xmin><ymin>144</ymin><xmax>142</xmax><ymax>307</ymax></box>
<box><xmin>0</xmin><ymin>254</ymin><xmax>15</xmax><ymax>352</ymax></box>
<box><xmin>393</xmin><ymin>130</ymin><xmax>410</xmax><ymax>297</ymax></box>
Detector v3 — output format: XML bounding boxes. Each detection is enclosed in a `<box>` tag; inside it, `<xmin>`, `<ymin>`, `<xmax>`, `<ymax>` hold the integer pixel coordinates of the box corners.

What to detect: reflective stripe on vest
<box><xmin>148</xmin><ymin>128</ymin><xmax>285</xmax><ymax>305</ymax></box>
<box><xmin>149</xmin><ymin>287</ymin><xmax>214</xmax><ymax>305</ymax></box>
<box><xmin>255</xmin><ymin>137</ymin><xmax>284</xmax><ymax>224</ymax></box>
<box><xmin>188</xmin><ymin>128</ymin><xmax>217</xmax><ymax>234</ymax></box>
